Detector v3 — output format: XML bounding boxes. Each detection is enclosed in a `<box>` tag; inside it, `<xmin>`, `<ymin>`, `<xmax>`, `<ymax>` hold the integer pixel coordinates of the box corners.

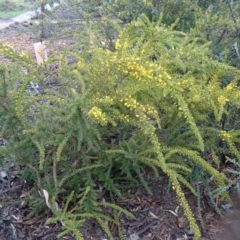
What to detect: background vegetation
<box><xmin>0</xmin><ymin>0</ymin><xmax>34</xmax><ymax>19</ymax></box>
<box><xmin>1</xmin><ymin>1</ymin><xmax>240</xmax><ymax>240</ymax></box>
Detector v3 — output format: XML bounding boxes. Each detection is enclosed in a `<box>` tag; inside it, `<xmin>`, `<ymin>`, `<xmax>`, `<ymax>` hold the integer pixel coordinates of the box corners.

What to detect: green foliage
<box><xmin>71</xmin><ymin>0</ymin><xmax>240</xmax><ymax>69</ymax></box>
<box><xmin>1</xmin><ymin>11</ymin><xmax>240</xmax><ymax>240</ymax></box>
<box><xmin>0</xmin><ymin>0</ymin><xmax>34</xmax><ymax>19</ymax></box>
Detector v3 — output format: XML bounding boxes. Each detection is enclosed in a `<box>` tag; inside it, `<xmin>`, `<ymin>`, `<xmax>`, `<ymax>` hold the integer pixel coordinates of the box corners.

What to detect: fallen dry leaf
<box><xmin>178</xmin><ymin>216</ymin><xmax>184</xmax><ymax>229</ymax></box>
<box><xmin>149</xmin><ymin>211</ymin><xmax>158</xmax><ymax>219</ymax></box>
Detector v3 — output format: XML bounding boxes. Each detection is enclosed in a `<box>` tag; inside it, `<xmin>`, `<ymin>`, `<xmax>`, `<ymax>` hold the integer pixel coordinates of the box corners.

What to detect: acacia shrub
<box><xmin>1</xmin><ymin>14</ymin><xmax>240</xmax><ymax>239</ymax></box>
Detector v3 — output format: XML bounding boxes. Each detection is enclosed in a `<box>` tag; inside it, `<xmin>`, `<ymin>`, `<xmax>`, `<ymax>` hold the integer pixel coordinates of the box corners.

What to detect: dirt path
<box><xmin>0</xmin><ymin>22</ymin><xmax>12</xmax><ymax>30</ymax></box>
<box><xmin>12</xmin><ymin>10</ymin><xmax>38</xmax><ymax>22</ymax></box>
<box><xmin>0</xmin><ymin>10</ymin><xmax>37</xmax><ymax>30</ymax></box>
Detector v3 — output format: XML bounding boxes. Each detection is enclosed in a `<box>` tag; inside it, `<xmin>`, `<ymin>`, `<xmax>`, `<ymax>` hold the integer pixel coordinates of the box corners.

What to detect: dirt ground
<box><xmin>1</xmin><ymin>22</ymin><xmax>240</xmax><ymax>240</ymax></box>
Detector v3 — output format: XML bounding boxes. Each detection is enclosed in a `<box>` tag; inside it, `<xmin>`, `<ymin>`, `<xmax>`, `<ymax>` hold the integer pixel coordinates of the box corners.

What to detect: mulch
<box><xmin>0</xmin><ymin>22</ymin><xmax>73</xmax><ymax>63</ymax></box>
<box><xmin>0</xmin><ymin>163</ymin><xmax>237</xmax><ymax>240</ymax></box>
<box><xmin>0</xmin><ymin>22</ymin><xmax>240</xmax><ymax>240</ymax></box>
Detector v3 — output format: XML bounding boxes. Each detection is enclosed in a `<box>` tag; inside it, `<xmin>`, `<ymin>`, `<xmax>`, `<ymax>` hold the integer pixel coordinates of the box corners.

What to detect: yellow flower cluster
<box><xmin>0</xmin><ymin>42</ymin><xmax>31</xmax><ymax>61</ymax></box>
<box><xmin>113</xmin><ymin>57</ymin><xmax>171</xmax><ymax>88</ymax></box>
<box><xmin>123</xmin><ymin>114</ymin><xmax>130</xmax><ymax>122</ymax></box>
<box><xmin>115</xmin><ymin>39</ymin><xmax>121</xmax><ymax>50</ymax></box>
<box><xmin>77</xmin><ymin>60</ymin><xmax>85</xmax><ymax>69</ymax></box>
<box><xmin>120</xmin><ymin>95</ymin><xmax>158</xmax><ymax>120</ymax></box>
<box><xmin>92</xmin><ymin>95</ymin><xmax>114</xmax><ymax>105</ymax></box>
<box><xmin>88</xmin><ymin>106</ymin><xmax>107</xmax><ymax>125</ymax></box>
<box><xmin>176</xmin><ymin>79</ymin><xmax>190</xmax><ymax>86</ymax></box>
<box><xmin>0</xmin><ymin>42</ymin><xmax>13</xmax><ymax>49</ymax></box>
<box><xmin>140</xmin><ymin>104</ymin><xmax>158</xmax><ymax>116</ymax></box>
<box><xmin>121</xmin><ymin>95</ymin><xmax>139</xmax><ymax>110</ymax></box>
<box><xmin>115</xmin><ymin>39</ymin><xmax>129</xmax><ymax>50</ymax></box>
<box><xmin>226</xmin><ymin>82</ymin><xmax>234</xmax><ymax>91</ymax></box>
<box><xmin>0</xmin><ymin>42</ymin><xmax>14</xmax><ymax>55</ymax></box>
<box><xmin>19</xmin><ymin>52</ymin><xmax>30</xmax><ymax>60</ymax></box>
<box><xmin>217</xmin><ymin>95</ymin><xmax>229</xmax><ymax>105</ymax></box>
<box><xmin>127</xmin><ymin>63</ymin><xmax>154</xmax><ymax>81</ymax></box>
<box><xmin>220</xmin><ymin>130</ymin><xmax>231</xmax><ymax>140</ymax></box>
<box><xmin>192</xmin><ymin>94</ymin><xmax>200</xmax><ymax>102</ymax></box>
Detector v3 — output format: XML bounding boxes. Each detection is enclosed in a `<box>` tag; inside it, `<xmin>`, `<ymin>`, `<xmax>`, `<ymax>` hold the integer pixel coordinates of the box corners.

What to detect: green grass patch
<box><xmin>0</xmin><ymin>0</ymin><xmax>34</xmax><ymax>19</ymax></box>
